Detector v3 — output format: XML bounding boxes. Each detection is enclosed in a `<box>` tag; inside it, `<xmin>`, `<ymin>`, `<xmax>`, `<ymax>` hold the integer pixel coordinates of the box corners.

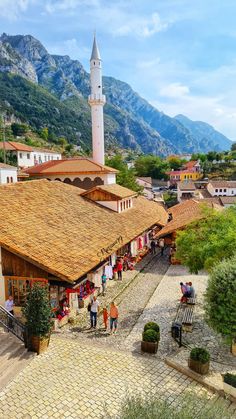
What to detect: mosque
<box><xmin>24</xmin><ymin>36</ymin><xmax>118</xmax><ymax>189</ymax></box>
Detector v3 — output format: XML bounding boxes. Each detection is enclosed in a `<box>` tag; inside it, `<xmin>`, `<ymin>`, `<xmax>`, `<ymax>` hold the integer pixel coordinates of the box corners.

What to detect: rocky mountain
<box><xmin>0</xmin><ymin>33</ymin><xmax>232</xmax><ymax>155</ymax></box>
<box><xmin>174</xmin><ymin>114</ymin><xmax>231</xmax><ymax>152</ymax></box>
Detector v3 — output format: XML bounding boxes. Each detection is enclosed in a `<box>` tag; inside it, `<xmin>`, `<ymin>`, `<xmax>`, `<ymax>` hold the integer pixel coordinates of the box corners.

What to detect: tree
<box><xmin>39</xmin><ymin>127</ymin><xmax>49</xmax><ymax>141</ymax></box>
<box><xmin>106</xmin><ymin>154</ymin><xmax>142</xmax><ymax>193</ymax></box>
<box><xmin>22</xmin><ymin>283</ymin><xmax>51</xmax><ymax>337</ymax></box>
<box><xmin>135</xmin><ymin>155</ymin><xmax>169</xmax><ymax>179</ymax></box>
<box><xmin>231</xmin><ymin>142</ymin><xmax>236</xmax><ymax>151</ymax></box>
<box><xmin>167</xmin><ymin>157</ymin><xmax>183</xmax><ymax>171</ymax></box>
<box><xmin>11</xmin><ymin>122</ymin><xmax>28</xmax><ymax>136</ymax></box>
<box><xmin>0</xmin><ymin>149</ymin><xmax>17</xmax><ymax>166</ymax></box>
<box><xmin>175</xmin><ymin>206</ymin><xmax>236</xmax><ymax>273</ymax></box>
<box><xmin>205</xmin><ymin>255</ymin><xmax>236</xmax><ymax>345</ymax></box>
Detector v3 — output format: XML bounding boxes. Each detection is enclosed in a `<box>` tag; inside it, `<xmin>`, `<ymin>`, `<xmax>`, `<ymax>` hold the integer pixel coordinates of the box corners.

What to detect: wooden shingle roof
<box><xmin>155</xmin><ymin>199</ymin><xmax>220</xmax><ymax>238</ymax></box>
<box><xmin>0</xmin><ymin>180</ymin><xmax>167</xmax><ymax>282</ymax></box>
<box><xmin>82</xmin><ymin>184</ymin><xmax>137</xmax><ymax>200</ymax></box>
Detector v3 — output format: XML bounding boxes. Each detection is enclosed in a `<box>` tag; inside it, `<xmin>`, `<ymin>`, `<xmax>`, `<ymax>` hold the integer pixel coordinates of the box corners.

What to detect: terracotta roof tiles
<box><xmin>24</xmin><ymin>158</ymin><xmax>118</xmax><ymax>175</ymax></box>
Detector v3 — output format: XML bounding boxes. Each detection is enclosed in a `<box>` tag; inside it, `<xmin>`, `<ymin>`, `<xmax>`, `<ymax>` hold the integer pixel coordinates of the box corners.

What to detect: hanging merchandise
<box><xmin>138</xmin><ymin>236</ymin><xmax>143</xmax><ymax>250</ymax></box>
<box><xmin>105</xmin><ymin>264</ymin><xmax>113</xmax><ymax>279</ymax></box>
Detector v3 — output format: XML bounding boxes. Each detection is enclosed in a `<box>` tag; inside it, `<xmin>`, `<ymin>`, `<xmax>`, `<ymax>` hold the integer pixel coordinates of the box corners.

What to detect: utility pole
<box><xmin>3</xmin><ymin>115</ymin><xmax>6</xmax><ymax>164</ymax></box>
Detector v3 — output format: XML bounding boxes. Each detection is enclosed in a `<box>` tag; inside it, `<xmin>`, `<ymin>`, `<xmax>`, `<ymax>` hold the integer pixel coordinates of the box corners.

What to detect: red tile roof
<box><xmin>24</xmin><ymin>158</ymin><xmax>118</xmax><ymax>175</ymax></box>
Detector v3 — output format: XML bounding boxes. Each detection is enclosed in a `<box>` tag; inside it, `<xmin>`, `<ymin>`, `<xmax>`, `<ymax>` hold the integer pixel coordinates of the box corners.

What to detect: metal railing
<box><xmin>0</xmin><ymin>305</ymin><xmax>26</xmax><ymax>344</ymax></box>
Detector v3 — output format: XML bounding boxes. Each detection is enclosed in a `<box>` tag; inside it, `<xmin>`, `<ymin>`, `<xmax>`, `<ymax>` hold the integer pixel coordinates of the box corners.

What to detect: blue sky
<box><xmin>1</xmin><ymin>0</ymin><xmax>236</xmax><ymax>140</ymax></box>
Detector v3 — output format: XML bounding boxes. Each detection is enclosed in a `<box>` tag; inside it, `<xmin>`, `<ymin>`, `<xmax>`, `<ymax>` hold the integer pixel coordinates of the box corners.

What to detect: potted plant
<box><xmin>141</xmin><ymin>322</ymin><xmax>160</xmax><ymax>354</ymax></box>
<box><xmin>223</xmin><ymin>373</ymin><xmax>236</xmax><ymax>398</ymax></box>
<box><xmin>23</xmin><ymin>283</ymin><xmax>52</xmax><ymax>355</ymax></box>
<box><xmin>188</xmin><ymin>347</ymin><xmax>210</xmax><ymax>375</ymax></box>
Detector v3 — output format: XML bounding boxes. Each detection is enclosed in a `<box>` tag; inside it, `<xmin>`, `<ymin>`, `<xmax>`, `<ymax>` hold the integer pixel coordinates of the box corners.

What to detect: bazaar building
<box><xmin>0</xmin><ymin>180</ymin><xmax>167</xmax><ymax>322</ymax></box>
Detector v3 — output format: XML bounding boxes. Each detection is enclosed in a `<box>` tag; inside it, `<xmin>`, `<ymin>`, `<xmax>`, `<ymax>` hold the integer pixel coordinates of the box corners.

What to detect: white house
<box><xmin>136</xmin><ymin>177</ymin><xmax>153</xmax><ymax>200</ymax></box>
<box><xmin>207</xmin><ymin>181</ymin><xmax>236</xmax><ymax>197</ymax></box>
<box><xmin>0</xmin><ymin>163</ymin><xmax>18</xmax><ymax>184</ymax></box>
<box><xmin>0</xmin><ymin>141</ymin><xmax>61</xmax><ymax>168</ymax></box>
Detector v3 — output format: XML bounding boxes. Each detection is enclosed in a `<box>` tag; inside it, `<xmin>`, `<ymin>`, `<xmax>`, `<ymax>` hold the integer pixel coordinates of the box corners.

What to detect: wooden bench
<box><xmin>182</xmin><ymin>307</ymin><xmax>194</xmax><ymax>332</ymax></box>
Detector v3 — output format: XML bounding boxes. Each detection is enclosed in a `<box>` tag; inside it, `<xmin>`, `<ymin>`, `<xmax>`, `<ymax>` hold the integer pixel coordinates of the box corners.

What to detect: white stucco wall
<box><xmin>0</xmin><ymin>168</ymin><xmax>17</xmax><ymax>184</ymax></box>
<box><xmin>17</xmin><ymin>150</ymin><xmax>61</xmax><ymax>168</ymax></box>
<box><xmin>207</xmin><ymin>183</ymin><xmax>236</xmax><ymax>196</ymax></box>
<box><xmin>96</xmin><ymin>201</ymin><xmax>118</xmax><ymax>211</ymax></box>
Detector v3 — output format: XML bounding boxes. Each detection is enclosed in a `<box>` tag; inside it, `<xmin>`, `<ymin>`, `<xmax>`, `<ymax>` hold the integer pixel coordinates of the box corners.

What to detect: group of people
<box><xmin>88</xmin><ymin>296</ymin><xmax>119</xmax><ymax>334</ymax></box>
<box><xmin>150</xmin><ymin>238</ymin><xmax>165</xmax><ymax>255</ymax></box>
<box><xmin>180</xmin><ymin>281</ymin><xmax>195</xmax><ymax>302</ymax></box>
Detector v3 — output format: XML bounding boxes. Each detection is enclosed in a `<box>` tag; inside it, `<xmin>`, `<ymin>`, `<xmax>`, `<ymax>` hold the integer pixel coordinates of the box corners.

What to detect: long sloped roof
<box><xmin>0</xmin><ymin>180</ymin><xmax>167</xmax><ymax>282</ymax></box>
<box><xmin>24</xmin><ymin>158</ymin><xmax>118</xmax><ymax>175</ymax></box>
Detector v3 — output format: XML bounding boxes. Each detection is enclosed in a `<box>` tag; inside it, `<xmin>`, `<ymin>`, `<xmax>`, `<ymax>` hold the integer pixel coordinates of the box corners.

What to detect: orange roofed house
<box><xmin>0</xmin><ymin>180</ymin><xmax>167</xmax><ymax>319</ymax></box>
<box><xmin>23</xmin><ymin>157</ymin><xmax>118</xmax><ymax>190</ymax></box>
<box><xmin>0</xmin><ymin>141</ymin><xmax>61</xmax><ymax>168</ymax></box>
<box><xmin>167</xmin><ymin>160</ymin><xmax>202</xmax><ymax>187</ymax></box>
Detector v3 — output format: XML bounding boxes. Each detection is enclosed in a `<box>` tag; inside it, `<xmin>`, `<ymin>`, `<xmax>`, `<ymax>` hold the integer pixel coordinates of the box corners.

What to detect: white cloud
<box><xmin>45</xmin><ymin>0</ymin><xmax>99</xmax><ymax>14</ymax></box>
<box><xmin>160</xmin><ymin>82</ymin><xmax>190</xmax><ymax>98</ymax></box>
<box><xmin>115</xmin><ymin>12</ymin><xmax>169</xmax><ymax>38</ymax></box>
<box><xmin>49</xmin><ymin>38</ymin><xmax>90</xmax><ymax>59</ymax></box>
<box><xmin>0</xmin><ymin>0</ymin><xmax>32</xmax><ymax>20</ymax></box>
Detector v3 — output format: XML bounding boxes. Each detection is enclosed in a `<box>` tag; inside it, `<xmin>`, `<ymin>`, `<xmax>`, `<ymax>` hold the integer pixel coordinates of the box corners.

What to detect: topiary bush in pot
<box><xmin>141</xmin><ymin>327</ymin><xmax>159</xmax><ymax>354</ymax></box>
<box><xmin>23</xmin><ymin>282</ymin><xmax>52</xmax><ymax>355</ymax></box>
<box><xmin>188</xmin><ymin>347</ymin><xmax>210</xmax><ymax>375</ymax></box>
<box><xmin>223</xmin><ymin>373</ymin><xmax>236</xmax><ymax>398</ymax></box>
<box><xmin>144</xmin><ymin>322</ymin><xmax>160</xmax><ymax>334</ymax></box>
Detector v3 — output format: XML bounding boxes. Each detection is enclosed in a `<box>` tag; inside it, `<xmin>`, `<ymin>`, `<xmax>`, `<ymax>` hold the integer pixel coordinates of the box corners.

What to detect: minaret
<box><xmin>88</xmin><ymin>35</ymin><xmax>106</xmax><ymax>165</ymax></box>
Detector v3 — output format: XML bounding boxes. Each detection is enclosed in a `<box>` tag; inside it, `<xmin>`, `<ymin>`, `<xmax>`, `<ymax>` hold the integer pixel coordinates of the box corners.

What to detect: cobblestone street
<box><xmin>0</xmin><ymin>337</ymin><xmax>227</xmax><ymax>419</ymax></box>
<box><xmin>1</xmin><ymin>255</ymin><xmax>236</xmax><ymax>418</ymax></box>
<box><xmin>58</xmin><ymin>250</ymin><xmax>170</xmax><ymax>349</ymax></box>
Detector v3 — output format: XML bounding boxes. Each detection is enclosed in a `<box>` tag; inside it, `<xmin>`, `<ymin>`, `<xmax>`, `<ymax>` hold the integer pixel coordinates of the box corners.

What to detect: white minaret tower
<box><xmin>88</xmin><ymin>35</ymin><xmax>106</xmax><ymax>165</ymax></box>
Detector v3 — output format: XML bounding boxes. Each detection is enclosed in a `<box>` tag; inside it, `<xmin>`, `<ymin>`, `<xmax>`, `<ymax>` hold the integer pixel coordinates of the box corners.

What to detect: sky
<box><xmin>0</xmin><ymin>0</ymin><xmax>236</xmax><ymax>140</ymax></box>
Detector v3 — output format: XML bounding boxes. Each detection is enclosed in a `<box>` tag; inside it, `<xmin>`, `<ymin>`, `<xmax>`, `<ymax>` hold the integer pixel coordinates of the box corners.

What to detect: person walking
<box><xmin>117</xmin><ymin>259</ymin><xmax>123</xmax><ymax>281</ymax></box>
<box><xmin>90</xmin><ymin>296</ymin><xmax>99</xmax><ymax>329</ymax></box>
<box><xmin>5</xmin><ymin>295</ymin><xmax>14</xmax><ymax>330</ymax></box>
<box><xmin>109</xmin><ymin>302</ymin><xmax>119</xmax><ymax>334</ymax></box>
<box><xmin>150</xmin><ymin>240</ymin><xmax>156</xmax><ymax>254</ymax></box>
<box><xmin>103</xmin><ymin>306</ymin><xmax>109</xmax><ymax>330</ymax></box>
<box><xmin>159</xmin><ymin>238</ymin><xmax>165</xmax><ymax>256</ymax></box>
<box><xmin>101</xmin><ymin>272</ymin><xmax>107</xmax><ymax>296</ymax></box>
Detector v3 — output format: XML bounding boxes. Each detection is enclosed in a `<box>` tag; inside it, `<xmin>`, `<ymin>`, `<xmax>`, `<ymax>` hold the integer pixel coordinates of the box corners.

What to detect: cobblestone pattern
<box><xmin>0</xmin><ymin>337</ymin><xmax>220</xmax><ymax>419</ymax></box>
<box><xmin>58</xmin><ymin>250</ymin><xmax>170</xmax><ymax>350</ymax></box>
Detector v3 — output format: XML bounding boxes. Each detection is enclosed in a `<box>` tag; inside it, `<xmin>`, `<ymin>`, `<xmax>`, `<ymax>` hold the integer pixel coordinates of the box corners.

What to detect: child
<box><xmin>103</xmin><ymin>306</ymin><xmax>109</xmax><ymax>330</ymax></box>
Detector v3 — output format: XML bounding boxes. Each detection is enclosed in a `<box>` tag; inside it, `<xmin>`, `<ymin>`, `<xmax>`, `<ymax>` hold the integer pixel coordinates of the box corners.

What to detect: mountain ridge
<box><xmin>0</xmin><ymin>33</ymin><xmax>232</xmax><ymax>155</ymax></box>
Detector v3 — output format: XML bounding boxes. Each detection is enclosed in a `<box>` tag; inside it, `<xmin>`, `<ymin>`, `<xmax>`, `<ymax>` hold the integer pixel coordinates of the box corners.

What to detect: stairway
<box><xmin>0</xmin><ymin>327</ymin><xmax>35</xmax><ymax>391</ymax></box>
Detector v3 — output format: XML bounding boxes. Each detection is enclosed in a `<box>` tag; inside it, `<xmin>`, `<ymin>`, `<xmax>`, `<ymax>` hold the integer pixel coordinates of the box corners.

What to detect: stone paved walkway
<box><xmin>57</xmin><ymin>251</ymin><xmax>170</xmax><ymax>350</ymax></box>
<box><xmin>0</xmin><ymin>337</ymin><xmax>225</xmax><ymax>419</ymax></box>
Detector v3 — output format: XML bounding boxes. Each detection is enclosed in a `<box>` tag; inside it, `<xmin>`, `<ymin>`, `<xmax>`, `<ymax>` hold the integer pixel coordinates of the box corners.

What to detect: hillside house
<box><xmin>0</xmin><ymin>163</ymin><xmax>17</xmax><ymax>184</ymax></box>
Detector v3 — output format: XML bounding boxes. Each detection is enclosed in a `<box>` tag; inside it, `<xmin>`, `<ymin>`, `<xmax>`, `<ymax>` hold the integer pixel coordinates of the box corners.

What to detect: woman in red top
<box><xmin>117</xmin><ymin>259</ymin><xmax>123</xmax><ymax>280</ymax></box>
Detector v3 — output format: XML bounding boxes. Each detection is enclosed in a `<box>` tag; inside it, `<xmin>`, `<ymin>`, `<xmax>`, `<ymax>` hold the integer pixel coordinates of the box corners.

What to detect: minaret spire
<box><xmin>88</xmin><ymin>35</ymin><xmax>106</xmax><ymax>165</ymax></box>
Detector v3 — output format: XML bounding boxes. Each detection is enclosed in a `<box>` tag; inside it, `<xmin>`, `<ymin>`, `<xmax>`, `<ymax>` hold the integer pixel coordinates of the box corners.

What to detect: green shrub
<box><xmin>190</xmin><ymin>347</ymin><xmax>210</xmax><ymax>364</ymax></box>
<box><xmin>224</xmin><ymin>373</ymin><xmax>236</xmax><ymax>388</ymax></box>
<box><xmin>142</xmin><ymin>329</ymin><xmax>159</xmax><ymax>343</ymax></box>
<box><xmin>22</xmin><ymin>283</ymin><xmax>52</xmax><ymax>337</ymax></box>
<box><xmin>118</xmin><ymin>392</ymin><xmax>234</xmax><ymax>419</ymax></box>
<box><xmin>144</xmin><ymin>322</ymin><xmax>160</xmax><ymax>333</ymax></box>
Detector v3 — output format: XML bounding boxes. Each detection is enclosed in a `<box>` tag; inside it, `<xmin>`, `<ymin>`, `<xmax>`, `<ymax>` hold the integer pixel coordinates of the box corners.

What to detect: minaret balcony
<box><xmin>88</xmin><ymin>94</ymin><xmax>106</xmax><ymax>105</ymax></box>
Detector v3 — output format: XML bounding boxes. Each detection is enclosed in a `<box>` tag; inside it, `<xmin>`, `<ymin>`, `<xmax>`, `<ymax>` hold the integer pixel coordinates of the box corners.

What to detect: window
<box><xmin>6</xmin><ymin>177</ymin><xmax>9</xmax><ymax>183</ymax></box>
<box><xmin>224</xmin><ymin>189</ymin><xmax>227</xmax><ymax>192</ymax></box>
<box><xmin>129</xmin><ymin>200</ymin><xmax>131</xmax><ymax>208</ymax></box>
<box><xmin>232</xmin><ymin>191</ymin><xmax>234</xmax><ymax>194</ymax></box>
<box><xmin>45</xmin><ymin>156</ymin><xmax>47</xmax><ymax>162</ymax></box>
<box><xmin>126</xmin><ymin>200</ymin><xmax>128</xmax><ymax>209</ymax></box>
<box><xmin>19</xmin><ymin>153</ymin><xmax>22</xmax><ymax>159</ymax></box>
<box><xmin>219</xmin><ymin>189</ymin><xmax>222</xmax><ymax>192</ymax></box>
<box><xmin>10</xmin><ymin>177</ymin><xmax>13</xmax><ymax>183</ymax></box>
<box><xmin>215</xmin><ymin>189</ymin><xmax>218</xmax><ymax>193</ymax></box>
<box><xmin>57</xmin><ymin>157</ymin><xmax>59</xmax><ymax>160</ymax></box>
<box><xmin>120</xmin><ymin>202</ymin><xmax>123</xmax><ymax>211</ymax></box>
<box><xmin>27</xmin><ymin>153</ymin><xmax>30</xmax><ymax>159</ymax></box>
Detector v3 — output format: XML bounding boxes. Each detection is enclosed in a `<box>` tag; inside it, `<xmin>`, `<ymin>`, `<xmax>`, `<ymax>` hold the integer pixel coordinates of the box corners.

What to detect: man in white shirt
<box><xmin>90</xmin><ymin>296</ymin><xmax>99</xmax><ymax>329</ymax></box>
<box><xmin>5</xmin><ymin>295</ymin><xmax>14</xmax><ymax>315</ymax></box>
